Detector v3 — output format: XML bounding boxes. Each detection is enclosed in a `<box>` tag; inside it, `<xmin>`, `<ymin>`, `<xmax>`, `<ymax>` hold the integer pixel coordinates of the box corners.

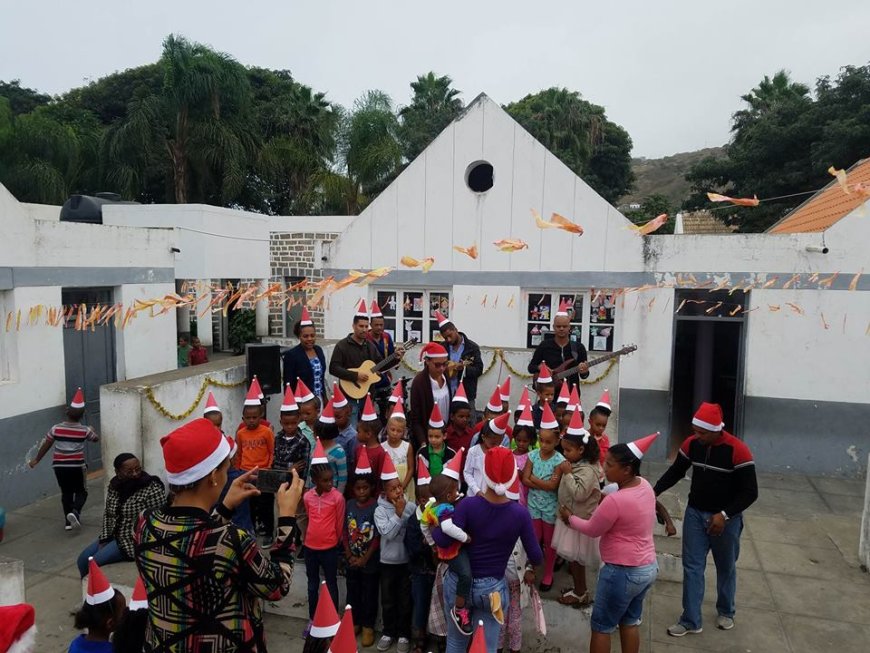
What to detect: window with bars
<box><xmin>525</xmin><ymin>289</ymin><xmax>618</xmax><ymax>352</ymax></box>
<box><xmin>375</xmin><ymin>289</ymin><xmax>451</xmax><ymax>344</ymax></box>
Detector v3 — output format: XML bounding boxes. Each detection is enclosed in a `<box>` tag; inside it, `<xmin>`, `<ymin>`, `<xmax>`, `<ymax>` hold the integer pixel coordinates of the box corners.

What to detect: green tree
<box><xmin>505</xmin><ymin>88</ymin><xmax>634</xmax><ymax>204</ymax></box>
<box><xmin>398</xmin><ymin>72</ymin><xmax>463</xmax><ymax>162</ymax></box>
<box><xmin>625</xmin><ymin>193</ymin><xmax>674</xmax><ymax>234</ymax></box>
<box><xmin>0</xmin><ymin>80</ymin><xmax>51</xmax><ymax>116</ymax></box>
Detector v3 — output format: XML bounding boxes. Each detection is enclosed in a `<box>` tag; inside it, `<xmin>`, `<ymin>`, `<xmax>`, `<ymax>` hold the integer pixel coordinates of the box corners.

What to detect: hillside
<box><xmin>620</xmin><ymin>146</ymin><xmax>725</xmax><ymax>208</ymax></box>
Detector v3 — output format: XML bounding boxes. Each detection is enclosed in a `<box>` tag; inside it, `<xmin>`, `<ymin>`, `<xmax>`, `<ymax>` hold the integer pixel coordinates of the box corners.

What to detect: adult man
<box><xmin>527</xmin><ymin>301</ymin><xmax>588</xmax><ymax>389</ymax></box>
<box><xmin>653</xmin><ymin>402</ymin><xmax>758</xmax><ymax>637</ymax></box>
<box><xmin>329</xmin><ymin>300</ymin><xmax>402</xmax><ymax>423</ymax></box>
<box><xmin>434</xmin><ymin>310</ymin><xmax>484</xmax><ymax>414</ymax></box>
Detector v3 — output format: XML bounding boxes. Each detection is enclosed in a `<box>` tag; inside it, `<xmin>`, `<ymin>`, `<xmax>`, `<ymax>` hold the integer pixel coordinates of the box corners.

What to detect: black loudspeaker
<box><xmin>246</xmin><ymin>344</ymin><xmax>281</xmax><ymax>395</ymax></box>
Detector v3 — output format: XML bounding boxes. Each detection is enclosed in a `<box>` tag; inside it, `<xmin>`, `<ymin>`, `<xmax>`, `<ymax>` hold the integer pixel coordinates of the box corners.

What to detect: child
<box><xmin>304</xmin><ymin>582</ymin><xmax>341</xmax><ymax>653</ymax></box>
<box><xmin>498</xmin><ymin>376</ymin><xmax>512</xmax><ymax>412</ymax></box>
<box><xmin>421</xmin><ymin>470</ymin><xmax>474</xmax><ymax>636</ymax></box>
<box><xmin>355</xmin><ymin>397</ymin><xmax>386</xmax><ymax>494</ymax></box>
<box><xmin>111</xmin><ymin>575</ymin><xmax>148</xmax><ymax>653</ymax></box>
<box><xmin>532</xmin><ymin>363</ymin><xmax>556</xmax><ymax>430</ymax></box>
<box><xmin>511</xmin><ymin>410</ymin><xmax>536</xmax><ymax>506</ymax></box>
<box><xmin>188</xmin><ymin>336</ymin><xmax>209</xmax><ymax>366</ymax></box>
<box><xmin>553</xmin><ymin>412</ymin><xmax>602</xmax><ymax>607</ymax></box>
<box><xmin>274</xmin><ymin>385</ymin><xmax>311</xmax><ymax>480</ymax></box>
<box><xmin>296</xmin><ymin>380</ymin><xmax>320</xmax><ymax>446</ymax></box>
<box><xmin>236</xmin><ymin>384</ymin><xmax>276</xmax><ymax>543</ymax></box>
<box><xmin>177</xmin><ymin>336</ymin><xmax>190</xmax><ymax>368</ymax></box>
<box><xmin>418</xmin><ymin>405</ymin><xmax>456</xmax><ymax>477</ymax></box>
<box><xmin>522</xmin><ymin>402</ymin><xmax>565</xmax><ymax>591</ymax></box>
<box><xmin>464</xmin><ymin>413</ymin><xmax>510</xmax><ymax>497</ymax></box>
<box><xmin>235</xmin><ymin>377</ymin><xmax>273</xmax><ymax>431</ymax></box>
<box><xmin>382</xmin><ymin>400</ymin><xmax>415</xmax><ymax>501</ymax></box>
<box><xmin>314</xmin><ymin>400</ymin><xmax>349</xmax><ymax>494</ymax></box>
<box><xmin>343</xmin><ymin>469</ymin><xmax>380</xmax><ymax>648</ymax></box>
<box><xmin>303</xmin><ymin>455</ymin><xmax>345</xmax><ymax>635</ymax></box>
<box><xmin>444</xmin><ymin>396</ymin><xmax>473</xmax><ymax>470</ymax></box>
<box><xmin>332</xmin><ymin>383</ymin><xmax>358</xmax><ymax>470</ymax></box>
<box><xmin>470</xmin><ymin>387</ymin><xmax>512</xmax><ymax>445</ymax></box>
<box><xmin>29</xmin><ymin>388</ymin><xmax>98</xmax><ymax>530</ymax></box>
<box><xmin>212</xmin><ymin>393</ymin><xmax>255</xmax><ymax>533</ymax></box>
<box><xmin>588</xmin><ymin>406</ymin><xmax>611</xmax><ymax>467</ymax></box>
<box><xmin>406</xmin><ymin>475</ymin><xmax>437</xmax><ymax>653</ymax></box>
<box><xmin>70</xmin><ymin>558</ymin><xmax>126</xmax><ymax>652</ymax></box>
<box><xmin>375</xmin><ymin>459</ymin><xmax>416</xmax><ymax>652</ymax></box>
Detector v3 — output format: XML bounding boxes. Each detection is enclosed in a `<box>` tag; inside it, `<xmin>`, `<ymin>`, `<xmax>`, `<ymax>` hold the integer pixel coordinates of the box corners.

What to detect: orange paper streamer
<box><xmin>707</xmin><ymin>192</ymin><xmax>760</xmax><ymax>207</ymax></box>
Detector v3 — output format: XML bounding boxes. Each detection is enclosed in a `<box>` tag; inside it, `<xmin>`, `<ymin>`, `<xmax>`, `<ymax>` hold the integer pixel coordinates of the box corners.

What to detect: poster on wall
<box><xmin>589</xmin><ymin>289</ymin><xmax>616</xmax><ymax>323</ymax></box>
<box><xmin>376</xmin><ymin>291</ymin><xmax>397</xmax><ymax>338</ymax></box>
<box><xmin>589</xmin><ymin>325</ymin><xmax>614</xmax><ymax>352</ymax></box>
<box><xmin>558</xmin><ymin>294</ymin><xmax>584</xmax><ymax>324</ymax></box>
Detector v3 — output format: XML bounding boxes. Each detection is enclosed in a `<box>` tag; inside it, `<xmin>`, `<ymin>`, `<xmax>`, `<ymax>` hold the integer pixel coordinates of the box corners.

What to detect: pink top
<box><xmin>303</xmin><ymin>487</ymin><xmax>346</xmax><ymax>550</ymax></box>
<box><xmin>569</xmin><ymin>477</ymin><xmax>656</xmax><ymax>566</ymax></box>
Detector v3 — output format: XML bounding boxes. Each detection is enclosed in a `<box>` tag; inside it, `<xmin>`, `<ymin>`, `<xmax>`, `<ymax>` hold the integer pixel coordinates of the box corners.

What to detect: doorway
<box><xmin>62</xmin><ymin>287</ymin><xmax>117</xmax><ymax>470</ymax></box>
<box><xmin>669</xmin><ymin>290</ymin><xmax>746</xmax><ymax>455</ymax></box>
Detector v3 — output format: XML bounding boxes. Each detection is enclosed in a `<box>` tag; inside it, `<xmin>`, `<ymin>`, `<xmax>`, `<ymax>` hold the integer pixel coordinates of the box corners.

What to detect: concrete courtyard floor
<box><xmin>1</xmin><ymin>462</ymin><xmax>867</xmax><ymax>652</ymax></box>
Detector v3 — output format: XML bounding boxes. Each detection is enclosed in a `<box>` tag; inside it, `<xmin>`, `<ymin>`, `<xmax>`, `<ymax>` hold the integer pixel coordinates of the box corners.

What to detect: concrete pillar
<box><xmin>196</xmin><ymin>279</ymin><xmax>213</xmax><ymax>347</ymax></box>
<box><xmin>255</xmin><ymin>278</ymin><xmax>269</xmax><ymax>337</ymax></box>
<box><xmin>0</xmin><ymin>556</ymin><xmax>25</xmax><ymax>605</ymax></box>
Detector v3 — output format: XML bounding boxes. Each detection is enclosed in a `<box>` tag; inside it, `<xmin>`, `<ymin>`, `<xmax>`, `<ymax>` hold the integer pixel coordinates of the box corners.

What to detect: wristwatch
<box><xmin>720</xmin><ymin>510</ymin><xmax>730</xmax><ymax>521</ymax></box>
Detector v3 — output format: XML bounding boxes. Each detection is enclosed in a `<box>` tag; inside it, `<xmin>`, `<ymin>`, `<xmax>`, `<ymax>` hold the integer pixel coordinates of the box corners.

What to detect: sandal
<box><xmin>558</xmin><ymin>590</ymin><xmax>592</xmax><ymax>608</ymax></box>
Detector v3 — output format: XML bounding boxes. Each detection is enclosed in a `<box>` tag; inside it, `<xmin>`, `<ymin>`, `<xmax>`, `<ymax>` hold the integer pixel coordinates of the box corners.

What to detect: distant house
<box><xmin>674</xmin><ymin>210</ymin><xmax>737</xmax><ymax>235</ymax></box>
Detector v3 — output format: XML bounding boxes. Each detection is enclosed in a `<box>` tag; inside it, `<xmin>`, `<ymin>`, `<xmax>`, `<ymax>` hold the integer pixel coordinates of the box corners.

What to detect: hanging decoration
<box><xmin>144</xmin><ymin>375</ymin><xmax>247</xmax><ymax>421</ymax></box>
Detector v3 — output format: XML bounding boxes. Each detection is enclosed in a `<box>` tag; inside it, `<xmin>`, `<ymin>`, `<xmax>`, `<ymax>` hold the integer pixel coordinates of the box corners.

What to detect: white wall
<box><xmin>268</xmin><ymin>215</ymin><xmax>354</xmax><ymax>234</ymax></box>
<box><xmin>114</xmin><ymin>283</ymin><xmax>178</xmax><ymax>380</ymax></box>
<box><xmin>617</xmin><ymin>287</ymin><xmax>674</xmax><ymax>392</ymax></box>
<box><xmin>0</xmin><ymin>185</ymin><xmax>37</xmax><ymax>267</ymax></box>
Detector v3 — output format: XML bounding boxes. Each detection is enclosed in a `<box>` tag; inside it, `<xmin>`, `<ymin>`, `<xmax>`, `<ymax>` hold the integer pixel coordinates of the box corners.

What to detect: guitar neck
<box><xmin>554</xmin><ymin>350</ymin><xmax>623</xmax><ymax>381</ymax></box>
<box><xmin>371</xmin><ymin>340</ymin><xmax>416</xmax><ymax>374</ymax></box>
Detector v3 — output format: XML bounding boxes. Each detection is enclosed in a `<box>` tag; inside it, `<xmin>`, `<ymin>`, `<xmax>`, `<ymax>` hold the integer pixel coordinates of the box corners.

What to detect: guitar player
<box><xmin>329</xmin><ymin>300</ymin><xmax>404</xmax><ymax>424</ymax></box>
<box><xmin>435</xmin><ymin>310</ymin><xmax>484</xmax><ymax>418</ymax></box>
<box><xmin>527</xmin><ymin>311</ymin><xmax>589</xmax><ymax>390</ymax></box>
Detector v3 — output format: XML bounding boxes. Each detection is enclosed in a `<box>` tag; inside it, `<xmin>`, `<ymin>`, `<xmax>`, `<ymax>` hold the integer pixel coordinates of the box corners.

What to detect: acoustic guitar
<box><xmin>340</xmin><ymin>338</ymin><xmax>419</xmax><ymax>400</ymax></box>
<box><xmin>534</xmin><ymin>344</ymin><xmax>638</xmax><ymax>390</ymax></box>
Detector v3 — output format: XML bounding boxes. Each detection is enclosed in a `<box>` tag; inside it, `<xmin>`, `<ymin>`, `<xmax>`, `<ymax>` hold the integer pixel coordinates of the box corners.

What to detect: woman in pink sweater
<box><xmin>559</xmin><ymin>437</ymin><xmax>658</xmax><ymax>653</ymax></box>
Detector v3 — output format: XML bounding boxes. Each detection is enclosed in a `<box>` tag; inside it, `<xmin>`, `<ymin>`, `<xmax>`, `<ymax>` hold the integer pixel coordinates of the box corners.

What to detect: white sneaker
<box><xmin>66</xmin><ymin>512</ymin><xmax>81</xmax><ymax>529</ymax></box>
<box><xmin>668</xmin><ymin>623</ymin><xmax>703</xmax><ymax>637</ymax></box>
<box><xmin>64</xmin><ymin>524</ymin><xmax>73</xmax><ymax>531</ymax></box>
<box><xmin>717</xmin><ymin>615</ymin><xmax>734</xmax><ymax>630</ymax></box>
<box><xmin>376</xmin><ymin>635</ymin><xmax>394</xmax><ymax>651</ymax></box>
<box><xmin>397</xmin><ymin>637</ymin><xmax>410</xmax><ymax>653</ymax></box>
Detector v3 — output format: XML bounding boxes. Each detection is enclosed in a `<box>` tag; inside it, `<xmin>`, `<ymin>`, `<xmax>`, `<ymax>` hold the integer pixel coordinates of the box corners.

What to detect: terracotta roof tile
<box><xmin>768</xmin><ymin>159</ymin><xmax>870</xmax><ymax>233</ymax></box>
<box><xmin>678</xmin><ymin>211</ymin><xmax>737</xmax><ymax>234</ymax></box>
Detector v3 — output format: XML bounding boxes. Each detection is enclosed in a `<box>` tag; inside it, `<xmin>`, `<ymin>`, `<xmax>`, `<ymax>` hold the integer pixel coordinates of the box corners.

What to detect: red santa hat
<box><xmin>468</xmin><ymin>621</ymin><xmax>487</xmax><ymax>653</ymax></box>
<box><xmin>489</xmin><ymin>412</ymin><xmax>510</xmax><ymax>436</ymax></box>
<box><xmin>596</xmin><ymin>388</ymin><xmax>612</xmax><ymax>412</ymax></box>
<box><xmin>485</xmin><ymin>387</ymin><xmax>503</xmax><ymax>413</ymax></box>
<box><xmin>434</xmin><ymin>310</ymin><xmax>452</xmax><ymax>329</ymax></box>
<box><xmin>627</xmin><ymin>432</ymin><xmax>659</xmax><ymax>460</ymax></box>
<box><xmin>568</xmin><ymin>385</ymin><xmax>582</xmax><ymax>414</ymax></box>
<box><xmin>355</xmin><ymin>299</ymin><xmax>368</xmax><ymax>318</ymax></box>
<box><xmin>70</xmin><ymin>387</ymin><xmax>85</xmax><ymax>409</ymax></box>
<box><xmin>354</xmin><ymin>446</ymin><xmax>372</xmax><ymax>475</ymax></box>
<box><xmin>692</xmin><ymin>402</ymin><xmax>724</xmax><ymax>432</ymax></box>
<box><xmin>536</xmin><ymin>362</ymin><xmax>553</xmax><ymax>384</ymax></box>
<box><xmin>539</xmin><ymin>403</ymin><xmax>558</xmax><ymax>430</ymax></box>
<box><xmin>225</xmin><ymin>435</ymin><xmax>238</xmax><ymax>460</ymax></box>
<box><xmin>416</xmin><ymin>457</ymin><xmax>431</xmax><ymax>486</ymax></box>
<box><xmin>419</xmin><ymin>342</ymin><xmax>448</xmax><ymax>360</ymax></box>
<box><xmin>0</xmin><ymin>604</ymin><xmax>36</xmax><ymax>653</ymax></box>
<box><xmin>515</xmin><ymin>403</ymin><xmax>534</xmax><ymax>428</ymax></box>
<box><xmin>428</xmin><ymin>404</ymin><xmax>445</xmax><ymax>429</ymax></box>
<box><xmin>565</xmin><ymin>410</ymin><xmax>588</xmax><ymax>438</ymax></box>
<box><xmin>369</xmin><ymin>300</ymin><xmax>383</xmax><ymax>318</ymax></box>
<box><xmin>244</xmin><ymin>377</ymin><xmax>263</xmax><ymax>407</ymax></box>
<box><xmin>295</xmin><ymin>379</ymin><xmax>315</xmax><ymax>404</ymax></box>
<box><xmin>389</xmin><ymin>379</ymin><xmax>404</xmax><ymax>404</ymax></box>
<box><xmin>280</xmin><ymin>384</ymin><xmax>298</xmax><ymax>412</ymax></box>
<box><xmin>332</xmin><ymin>382</ymin><xmax>348</xmax><ymax>409</ymax></box>
<box><xmin>516</xmin><ymin>387</ymin><xmax>531</xmax><ymax>412</ymax></box>
<box><xmin>505</xmin><ymin>475</ymin><xmax>521</xmax><ymax>501</ymax></box>
<box><xmin>298</xmin><ymin>306</ymin><xmax>313</xmax><ymax>327</ymax></box>
<box><xmin>328</xmin><ymin>606</ymin><xmax>358</xmax><ymax>653</ymax></box>
<box><xmin>380</xmin><ymin>452</ymin><xmax>399</xmax><ymax>481</ymax></box>
<box><xmin>161</xmin><ymin>418</ymin><xmax>231</xmax><ymax>485</ymax></box>
<box><xmin>389</xmin><ymin>398</ymin><xmax>406</xmax><ymax>421</ymax></box>
<box><xmin>499</xmin><ymin>377</ymin><xmax>512</xmax><ymax>402</ymax></box>
<box><xmin>452</xmin><ymin>382</ymin><xmax>469</xmax><ymax>404</ymax></box>
<box><xmin>554</xmin><ymin>299</ymin><xmax>571</xmax><ymax>317</ymax></box>
<box><xmin>443</xmin><ymin>447</ymin><xmax>464</xmax><ymax>481</ymax></box>
<box><xmin>310</xmin><ymin>581</ymin><xmax>341</xmax><ymax>637</ymax></box>
<box><xmin>483</xmin><ymin>447</ymin><xmax>518</xmax><ymax>496</ymax></box>
<box><xmin>129</xmin><ymin>576</ymin><xmax>148</xmax><ymax>611</ymax></box>
<box><xmin>86</xmin><ymin>557</ymin><xmax>115</xmax><ymax>605</ymax></box>
<box><xmin>319</xmin><ymin>399</ymin><xmax>336</xmax><ymax>425</ymax></box>
<box><xmin>359</xmin><ymin>395</ymin><xmax>378</xmax><ymax>422</ymax></box>
<box><xmin>312</xmin><ymin>435</ymin><xmax>329</xmax><ymax>466</ymax></box>
<box><xmin>203</xmin><ymin>391</ymin><xmax>221</xmax><ymax>415</ymax></box>
<box><xmin>556</xmin><ymin>382</ymin><xmax>571</xmax><ymax>405</ymax></box>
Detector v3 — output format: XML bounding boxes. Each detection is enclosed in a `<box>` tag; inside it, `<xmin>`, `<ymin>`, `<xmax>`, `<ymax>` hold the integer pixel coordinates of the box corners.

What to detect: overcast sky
<box><xmin>2</xmin><ymin>1</ymin><xmax>868</xmax><ymax>158</ymax></box>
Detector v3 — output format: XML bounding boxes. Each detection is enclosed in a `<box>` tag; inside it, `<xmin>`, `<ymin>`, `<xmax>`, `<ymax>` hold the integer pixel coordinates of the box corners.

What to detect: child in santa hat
<box><xmin>381</xmin><ymin>401</ymin><xmax>415</xmax><ymax>502</ymax></box>
<box><xmin>28</xmin><ymin>388</ymin><xmax>99</xmax><ymax>530</ymax></box>
<box><xmin>417</xmin><ymin>405</ymin><xmax>456</xmax><ymax>478</ymax></box>
<box><xmin>354</xmin><ymin>397</ymin><xmax>386</xmax><ymax>495</ymax></box>
<box><xmin>111</xmin><ymin>576</ymin><xmax>148</xmax><ymax>653</ymax></box>
<box><xmin>313</xmin><ymin>399</ymin><xmax>349</xmax><ymax>494</ymax></box>
<box><xmin>69</xmin><ymin>559</ymin><xmax>126</xmax><ymax>653</ymax></box>
<box><xmin>404</xmin><ymin>474</ymin><xmax>438</xmax><ymax>653</ymax></box>
<box><xmin>464</xmin><ymin>414</ymin><xmax>510</xmax><ymax>498</ymax></box>
<box><xmin>343</xmin><ymin>461</ymin><xmax>380</xmax><ymax>647</ymax></box>
<box><xmin>0</xmin><ymin>604</ymin><xmax>36</xmax><ymax>653</ymax></box>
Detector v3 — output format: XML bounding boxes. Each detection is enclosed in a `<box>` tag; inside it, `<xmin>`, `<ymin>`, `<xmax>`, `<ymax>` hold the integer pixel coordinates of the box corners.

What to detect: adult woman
<box><xmin>134</xmin><ymin>419</ymin><xmax>304</xmax><ymax>652</ymax></box>
<box><xmin>282</xmin><ymin>307</ymin><xmax>328</xmax><ymax>402</ymax></box>
<box><xmin>76</xmin><ymin>454</ymin><xmax>165</xmax><ymax>578</ymax></box>
<box><xmin>559</xmin><ymin>434</ymin><xmax>659</xmax><ymax>653</ymax></box>
<box><xmin>432</xmin><ymin>446</ymin><xmax>543</xmax><ymax>652</ymax></box>
<box><xmin>409</xmin><ymin>342</ymin><xmax>451</xmax><ymax>450</ymax></box>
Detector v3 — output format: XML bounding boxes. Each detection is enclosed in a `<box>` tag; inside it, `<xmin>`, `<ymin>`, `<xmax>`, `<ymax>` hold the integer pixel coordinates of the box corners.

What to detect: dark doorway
<box><xmin>62</xmin><ymin>287</ymin><xmax>117</xmax><ymax>470</ymax></box>
<box><xmin>669</xmin><ymin>290</ymin><xmax>746</xmax><ymax>455</ymax></box>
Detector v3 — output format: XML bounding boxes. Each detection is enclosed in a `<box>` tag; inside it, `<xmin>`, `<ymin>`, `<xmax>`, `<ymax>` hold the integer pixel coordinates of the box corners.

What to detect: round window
<box><xmin>465</xmin><ymin>161</ymin><xmax>494</xmax><ymax>193</ymax></box>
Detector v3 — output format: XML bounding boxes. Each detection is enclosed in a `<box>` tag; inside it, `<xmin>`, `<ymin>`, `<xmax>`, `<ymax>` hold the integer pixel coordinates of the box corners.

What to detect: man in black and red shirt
<box><xmin>653</xmin><ymin>402</ymin><xmax>758</xmax><ymax>638</ymax></box>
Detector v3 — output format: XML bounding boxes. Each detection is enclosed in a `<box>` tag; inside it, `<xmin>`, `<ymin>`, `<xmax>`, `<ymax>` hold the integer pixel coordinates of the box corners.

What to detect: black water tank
<box><xmin>60</xmin><ymin>193</ymin><xmax>139</xmax><ymax>224</ymax></box>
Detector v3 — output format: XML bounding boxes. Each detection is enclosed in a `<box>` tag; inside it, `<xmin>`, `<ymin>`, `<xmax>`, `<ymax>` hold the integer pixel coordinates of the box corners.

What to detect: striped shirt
<box><xmin>45</xmin><ymin>421</ymin><xmax>99</xmax><ymax>467</ymax></box>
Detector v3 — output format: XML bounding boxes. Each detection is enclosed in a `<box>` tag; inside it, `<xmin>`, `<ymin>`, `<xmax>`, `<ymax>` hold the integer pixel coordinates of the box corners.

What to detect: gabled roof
<box><xmin>768</xmin><ymin>158</ymin><xmax>870</xmax><ymax>233</ymax></box>
<box><xmin>675</xmin><ymin>210</ymin><xmax>737</xmax><ymax>235</ymax></box>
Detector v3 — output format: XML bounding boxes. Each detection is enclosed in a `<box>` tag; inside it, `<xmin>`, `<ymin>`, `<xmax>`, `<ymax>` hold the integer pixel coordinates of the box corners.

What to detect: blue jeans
<box><xmin>410</xmin><ymin>572</ymin><xmax>435</xmax><ymax>633</ymax></box>
<box><xmin>443</xmin><ymin>572</ymin><xmax>506</xmax><ymax>653</ymax></box>
<box><xmin>77</xmin><ymin>539</ymin><xmax>126</xmax><ymax>578</ymax></box>
<box><xmin>590</xmin><ymin>562</ymin><xmax>658</xmax><ymax>633</ymax></box>
<box><xmin>680</xmin><ymin>506</ymin><xmax>744</xmax><ymax>630</ymax></box>
<box><xmin>305</xmin><ymin>547</ymin><xmax>339</xmax><ymax>620</ymax></box>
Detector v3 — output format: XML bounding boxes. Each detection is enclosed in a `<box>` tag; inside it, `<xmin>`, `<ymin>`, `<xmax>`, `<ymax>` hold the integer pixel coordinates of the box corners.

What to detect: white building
<box><xmin>320</xmin><ymin>95</ymin><xmax>870</xmax><ymax>476</ymax></box>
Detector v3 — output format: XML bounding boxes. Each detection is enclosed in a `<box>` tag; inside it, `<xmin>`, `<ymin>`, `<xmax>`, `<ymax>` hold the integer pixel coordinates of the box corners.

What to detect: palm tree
<box><xmin>732</xmin><ymin>70</ymin><xmax>811</xmax><ymax>133</ymax></box>
<box><xmin>102</xmin><ymin>34</ymin><xmax>255</xmax><ymax>204</ymax></box>
<box><xmin>398</xmin><ymin>72</ymin><xmax>463</xmax><ymax>161</ymax></box>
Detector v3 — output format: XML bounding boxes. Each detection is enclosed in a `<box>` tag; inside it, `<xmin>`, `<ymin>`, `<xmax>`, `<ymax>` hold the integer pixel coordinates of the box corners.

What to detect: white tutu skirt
<box><xmin>552</xmin><ymin>519</ymin><xmax>600</xmax><ymax>566</ymax></box>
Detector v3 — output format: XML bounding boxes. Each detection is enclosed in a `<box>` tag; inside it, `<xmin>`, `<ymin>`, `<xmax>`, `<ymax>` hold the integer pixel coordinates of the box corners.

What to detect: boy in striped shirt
<box><xmin>29</xmin><ymin>388</ymin><xmax>99</xmax><ymax>530</ymax></box>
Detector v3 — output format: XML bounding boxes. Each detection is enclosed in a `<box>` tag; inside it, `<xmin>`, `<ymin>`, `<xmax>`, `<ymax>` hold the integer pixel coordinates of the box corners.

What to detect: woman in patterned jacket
<box><xmin>135</xmin><ymin>418</ymin><xmax>305</xmax><ymax>653</ymax></box>
<box><xmin>76</xmin><ymin>453</ymin><xmax>165</xmax><ymax>578</ymax></box>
